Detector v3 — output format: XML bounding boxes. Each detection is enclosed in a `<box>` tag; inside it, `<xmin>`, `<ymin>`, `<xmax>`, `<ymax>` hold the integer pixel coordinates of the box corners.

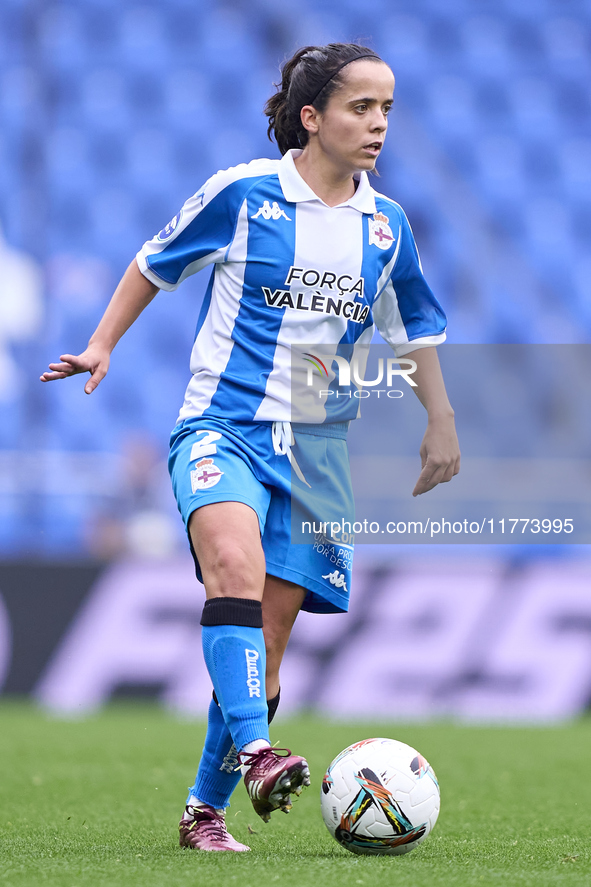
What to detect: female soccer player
<box><xmin>41</xmin><ymin>43</ymin><xmax>460</xmax><ymax>852</ymax></box>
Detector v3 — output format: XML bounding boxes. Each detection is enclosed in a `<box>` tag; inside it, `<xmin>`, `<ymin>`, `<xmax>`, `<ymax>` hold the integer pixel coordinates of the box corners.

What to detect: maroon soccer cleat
<box><xmin>179</xmin><ymin>804</ymin><xmax>250</xmax><ymax>852</ymax></box>
<box><xmin>238</xmin><ymin>746</ymin><xmax>311</xmax><ymax>822</ymax></box>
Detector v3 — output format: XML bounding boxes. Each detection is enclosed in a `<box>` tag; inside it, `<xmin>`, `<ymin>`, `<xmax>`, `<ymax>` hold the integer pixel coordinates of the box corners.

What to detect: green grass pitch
<box><xmin>0</xmin><ymin>702</ymin><xmax>589</xmax><ymax>887</ymax></box>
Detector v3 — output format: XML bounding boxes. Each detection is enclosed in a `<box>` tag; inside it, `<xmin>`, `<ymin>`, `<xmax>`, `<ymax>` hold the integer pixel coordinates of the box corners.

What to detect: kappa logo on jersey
<box><xmin>369</xmin><ymin>212</ymin><xmax>395</xmax><ymax>250</ymax></box>
<box><xmin>157</xmin><ymin>210</ymin><xmax>182</xmax><ymax>242</ymax></box>
<box><xmin>251</xmin><ymin>200</ymin><xmax>292</xmax><ymax>221</ymax></box>
<box><xmin>322</xmin><ymin>570</ymin><xmax>348</xmax><ymax>592</ymax></box>
<box><xmin>190</xmin><ymin>458</ymin><xmax>223</xmax><ymax>492</ymax></box>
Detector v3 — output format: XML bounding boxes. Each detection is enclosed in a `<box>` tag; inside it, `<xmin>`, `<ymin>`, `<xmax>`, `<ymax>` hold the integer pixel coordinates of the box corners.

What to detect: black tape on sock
<box><xmin>200</xmin><ymin>597</ymin><xmax>263</xmax><ymax>628</ymax></box>
<box><xmin>267</xmin><ymin>689</ymin><xmax>280</xmax><ymax>725</ymax></box>
<box><xmin>213</xmin><ymin>687</ymin><xmax>279</xmax><ymax>724</ymax></box>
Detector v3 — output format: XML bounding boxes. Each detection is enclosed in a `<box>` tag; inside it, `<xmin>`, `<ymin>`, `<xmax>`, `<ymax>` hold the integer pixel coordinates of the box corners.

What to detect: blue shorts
<box><xmin>168</xmin><ymin>416</ymin><xmax>354</xmax><ymax>614</ymax></box>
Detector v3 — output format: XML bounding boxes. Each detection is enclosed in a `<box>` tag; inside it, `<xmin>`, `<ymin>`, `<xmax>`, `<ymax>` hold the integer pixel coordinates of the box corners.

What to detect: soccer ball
<box><xmin>320</xmin><ymin>738</ymin><xmax>440</xmax><ymax>856</ymax></box>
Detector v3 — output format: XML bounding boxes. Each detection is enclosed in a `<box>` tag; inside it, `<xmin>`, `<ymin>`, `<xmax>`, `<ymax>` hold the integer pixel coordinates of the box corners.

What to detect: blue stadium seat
<box><xmin>80</xmin><ymin>69</ymin><xmax>134</xmax><ymax>130</ymax></box>
<box><xmin>117</xmin><ymin>6</ymin><xmax>172</xmax><ymax>71</ymax></box>
<box><xmin>37</xmin><ymin>5</ymin><xmax>89</xmax><ymax>73</ymax></box>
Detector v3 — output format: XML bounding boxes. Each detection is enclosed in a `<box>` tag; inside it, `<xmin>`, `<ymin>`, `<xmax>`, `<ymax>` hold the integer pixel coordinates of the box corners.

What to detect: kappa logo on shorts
<box><xmin>322</xmin><ymin>570</ymin><xmax>348</xmax><ymax>592</ymax></box>
<box><xmin>191</xmin><ymin>458</ymin><xmax>224</xmax><ymax>492</ymax></box>
<box><xmin>368</xmin><ymin>212</ymin><xmax>395</xmax><ymax>250</ymax></box>
<box><xmin>251</xmin><ymin>200</ymin><xmax>291</xmax><ymax>221</ymax></box>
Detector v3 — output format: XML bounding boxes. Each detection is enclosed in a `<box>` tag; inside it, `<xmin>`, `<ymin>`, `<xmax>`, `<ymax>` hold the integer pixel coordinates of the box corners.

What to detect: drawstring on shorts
<box><xmin>271</xmin><ymin>421</ymin><xmax>311</xmax><ymax>488</ymax></box>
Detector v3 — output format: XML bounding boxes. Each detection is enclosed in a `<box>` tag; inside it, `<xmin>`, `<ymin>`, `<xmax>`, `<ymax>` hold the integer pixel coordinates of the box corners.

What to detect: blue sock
<box><xmin>187</xmin><ymin>690</ymin><xmax>281</xmax><ymax>809</ymax></box>
<box><xmin>188</xmin><ymin>695</ymin><xmax>241</xmax><ymax>808</ymax></box>
<box><xmin>200</xmin><ymin>597</ymin><xmax>270</xmax><ymax>753</ymax></box>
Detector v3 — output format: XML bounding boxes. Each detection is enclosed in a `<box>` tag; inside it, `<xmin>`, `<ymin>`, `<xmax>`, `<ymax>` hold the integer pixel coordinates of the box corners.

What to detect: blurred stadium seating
<box><xmin>0</xmin><ymin>0</ymin><xmax>590</xmax><ymax>555</ymax></box>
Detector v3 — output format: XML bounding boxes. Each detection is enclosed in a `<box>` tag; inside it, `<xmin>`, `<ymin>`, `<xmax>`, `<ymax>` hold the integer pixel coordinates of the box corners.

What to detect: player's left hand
<box><xmin>412</xmin><ymin>414</ymin><xmax>460</xmax><ymax>496</ymax></box>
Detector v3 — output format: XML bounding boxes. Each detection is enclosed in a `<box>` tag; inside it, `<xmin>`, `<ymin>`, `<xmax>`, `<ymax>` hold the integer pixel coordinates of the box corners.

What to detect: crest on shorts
<box><xmin>368</xmin><ymin>212</ymin><xmax>395</xmax><ymax>250</ymax></box>
<box><xmin>191</xmin><ymin>458</ymin><xmax>224</xmax><ymax>492</ymax></box>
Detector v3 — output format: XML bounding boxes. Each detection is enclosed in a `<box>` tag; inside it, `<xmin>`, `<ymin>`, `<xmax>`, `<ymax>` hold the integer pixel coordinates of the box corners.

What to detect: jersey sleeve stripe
<box><xmin>137</xmin><ymin>162</ymin><xmax>280</xmax><ymax>291</ymax></box>
<box><xmin>392</xmin><ymin>333</ymin><xmax>447</xmax><ymax>357</ymax></box>
<box><xmin>372</xmin><ymin>200</ymin><xmax>447</xmax><ymax>348</ymax></box>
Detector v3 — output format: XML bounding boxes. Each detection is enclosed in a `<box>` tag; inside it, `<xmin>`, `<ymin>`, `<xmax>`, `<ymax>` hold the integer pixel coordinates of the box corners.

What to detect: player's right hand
<box><xmin>40</xmin><ymin>346</ymin><xmax>110</xmax><ymax>395</ymax></box>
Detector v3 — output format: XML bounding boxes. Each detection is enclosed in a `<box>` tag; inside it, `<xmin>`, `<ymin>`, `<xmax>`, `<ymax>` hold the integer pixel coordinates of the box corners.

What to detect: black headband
<box><xmin>308</xmin><ymin>53</ymin><xmax>380</xmax><ymax>105</ymax></box>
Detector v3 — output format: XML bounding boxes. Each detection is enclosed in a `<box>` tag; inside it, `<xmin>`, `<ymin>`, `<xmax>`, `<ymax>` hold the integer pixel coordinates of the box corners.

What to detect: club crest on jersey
<box><xmin>251</xmin><ymin>200</ymin><xmax>292</xmax><ymax>221</ymax></box>
<box><xmin>369</xmin><ymin>212</ymin><xmax>395</xmax><ymax>250</ymax></box>
<box><xmin>191</xmin><ymin>458</ymin><xmax>223</xmax><ymax>492</ymax></box>
<box><xmin>157</xmin><ymin>211</ymin><xmax>182</xmax><ymax>242</ymax></box>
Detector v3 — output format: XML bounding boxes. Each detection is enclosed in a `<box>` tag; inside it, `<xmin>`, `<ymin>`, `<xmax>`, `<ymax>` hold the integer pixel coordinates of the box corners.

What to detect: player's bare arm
<box><xmin>405</xmin><ymin>346</ymin><xmax>460</xmax><ymax>497</ymax></box>
<box><xmin>40</xmin><ymin>260</ymin><xmax>159</xmax><ymax>394</ymax></box>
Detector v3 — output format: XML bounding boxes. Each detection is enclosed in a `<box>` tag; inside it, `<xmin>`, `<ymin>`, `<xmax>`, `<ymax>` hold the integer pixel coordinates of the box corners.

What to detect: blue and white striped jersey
<box><xmin>137</xmin><ymin>149</ymin><xmax>446</xmax><ymax>424</ymax></box>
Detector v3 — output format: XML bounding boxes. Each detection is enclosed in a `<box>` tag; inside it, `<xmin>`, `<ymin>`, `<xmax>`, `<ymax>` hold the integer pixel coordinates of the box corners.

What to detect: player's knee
<box><xmin>204</xmin><ymin>541</ymin><xmax>262</xmax><ymax>589</ymax></box>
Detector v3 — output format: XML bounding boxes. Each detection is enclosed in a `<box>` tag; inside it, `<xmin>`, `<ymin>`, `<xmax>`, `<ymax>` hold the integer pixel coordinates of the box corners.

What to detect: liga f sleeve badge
<box><xmin>369</xmin><ymin>212</ymin><xmax>395</xmax><ymax>250</ymax></box>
